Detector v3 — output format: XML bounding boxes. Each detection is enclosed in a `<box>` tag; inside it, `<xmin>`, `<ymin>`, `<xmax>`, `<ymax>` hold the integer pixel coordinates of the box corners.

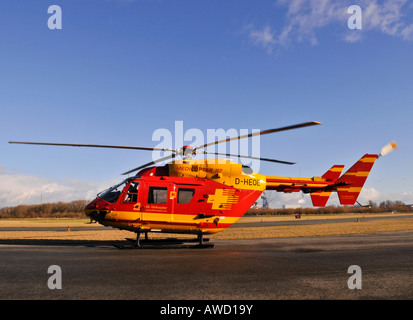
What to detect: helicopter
<box><xmin>9</xmin><ymin>121</ymin><xmax>397</xmax><ymax>248</ymax></box>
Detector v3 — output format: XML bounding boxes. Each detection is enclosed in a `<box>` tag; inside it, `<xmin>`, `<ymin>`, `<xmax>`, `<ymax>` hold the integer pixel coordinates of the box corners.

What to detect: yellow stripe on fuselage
<box><xmin>96</xmin><ymin>210</ymin><xmax>235</xmax><ymax>235</ymax></box>
<box><xmin>265</xmin><ymin>176</ymin><xmax>329</xmax><ymax>189</ymax></box>
<box><xmin>314</xmin><ymin>191</ymin><xmax>332</xmax><ymax>197</ymax></box>
<box><xmin>102</xmin><ymin>210</ymin><xmax>241</xmax><ymax>225</ymax></box>
<box><xmin>342</xmin><ymin>171</ymin><xmax>370</xmax><ymax>177</ymax></box>
<box><xmin>360</xmin><ymin>157</ymin><xmax>377</xmax><ymax>163</ymax></box>
<box><xmin>336</xmin><ymin>187</ymin><xmax>362</xmax><ymax>193</ymax></box>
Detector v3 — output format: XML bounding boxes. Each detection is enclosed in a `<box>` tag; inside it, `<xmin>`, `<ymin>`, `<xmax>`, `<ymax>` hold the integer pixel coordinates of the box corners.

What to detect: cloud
<box><xmin>248</xmin><ymin>0</ymin><xmax>413</xmax><ymax>52</ymax></box>
<box><xmin>343</xmin><ymin>31</ymin><xmax>363</xmax><ymax>43</ymax></box>
<box><xmin>249</xmin><ymin>25</ymin><xmax>277</xmax><ymax>54</ymax></box>
<box><xmin>0</xmin><ymin>169</ymin><xmax>118</xmax><ymax>208</ymax></box>
<box><xmin>264</xmin><ymin>187</ymin><xmax>413</xmax><ymax>208</ymax></box>
<box><xmin>362</xmin><ymin>0</ymin><xmax>413</xmax><ymax>40</ymax></box>
<box><xmin>359</xmin><ymin>188</ymin><xmax>413</xmax><ymax>205</ymax></box>
<box><xmin>278</xmin><ymin>0</ymin><xmax>348</xmax><ymax>45</ymax></box>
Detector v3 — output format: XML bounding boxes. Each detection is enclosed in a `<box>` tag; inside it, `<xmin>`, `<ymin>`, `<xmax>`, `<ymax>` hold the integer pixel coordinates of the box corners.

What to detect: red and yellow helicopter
<box><xmin>9</xmin><ymin>121</ymin><xmax>397</xmax><ymax>248</ymax></box>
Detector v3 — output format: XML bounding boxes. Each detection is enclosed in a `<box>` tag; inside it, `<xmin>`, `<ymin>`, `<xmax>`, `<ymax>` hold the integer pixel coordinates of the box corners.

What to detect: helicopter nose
<box><xmin>87</xmin><ymin>210</ymin><xmax>107</xmax><ymax>222</ymax></box>
<box><xmin>84</xmin><ymin>199</ymin><xmax>108</xmax><ymax>222</ymax></box>
<box><xmin>84</xmin><ymin>199</ymin><xmax>98</xmax><ymax>214</ymax></box>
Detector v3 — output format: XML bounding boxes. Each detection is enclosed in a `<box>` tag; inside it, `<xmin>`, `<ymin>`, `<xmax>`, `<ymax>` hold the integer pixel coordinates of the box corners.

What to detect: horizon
<box><xmin>1</xmin><ymin>0</ymin><xmax>412</xmax><ymax>208</ymax></box>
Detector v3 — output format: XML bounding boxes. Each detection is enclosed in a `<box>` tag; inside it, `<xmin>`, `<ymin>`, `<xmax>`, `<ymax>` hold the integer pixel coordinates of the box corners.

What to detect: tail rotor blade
<box><xmin>379</xmin><ymin>141</ymin><xmax>398</xmax><ymax>157</ymax></box>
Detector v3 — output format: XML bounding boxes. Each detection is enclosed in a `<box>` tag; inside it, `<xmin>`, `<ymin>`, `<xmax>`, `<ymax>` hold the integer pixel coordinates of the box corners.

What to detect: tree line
<box><xmin>0</xmin><ymin>200</ymin><xmax>88</xmax><ymax>219</ymax></box>
<box><xmin>0</xmin><ymin>199</ymin><xmax>411</xmax><ymax>219</ymax></box>
<box><xmin>247</xmin><ymin>200</ymin><xmax>413</xmax><ymax>215</ymax></box>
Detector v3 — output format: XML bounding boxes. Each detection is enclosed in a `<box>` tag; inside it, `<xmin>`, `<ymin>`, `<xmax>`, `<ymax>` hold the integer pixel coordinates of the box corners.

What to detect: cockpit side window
<box><xmin>124</xmin><ymin>182</ymin><xmax>139</xmax><ymax>203</ymax></box>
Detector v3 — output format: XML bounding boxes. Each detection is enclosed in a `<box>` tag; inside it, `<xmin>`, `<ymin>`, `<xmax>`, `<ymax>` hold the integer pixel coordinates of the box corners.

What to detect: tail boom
<box><xmin>264</xmin><ymin>154</ymin><xmax>378</xmax><ymax>207</ymax></box>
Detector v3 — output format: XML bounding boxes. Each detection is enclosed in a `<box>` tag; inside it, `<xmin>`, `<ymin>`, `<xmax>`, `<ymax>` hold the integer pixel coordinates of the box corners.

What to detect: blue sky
<box><xmin>1</xmin><ymin>0</ymin><xmax>412</xmax><ymax>208</ymax></box>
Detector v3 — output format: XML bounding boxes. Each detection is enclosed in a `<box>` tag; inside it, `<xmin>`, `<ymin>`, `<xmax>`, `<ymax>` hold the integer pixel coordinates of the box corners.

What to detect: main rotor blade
<box><xmin>122</xmin><ymin>154</ymin><xmax>176</xmax><ymax>175</ymax></box>
<box><xmin>194</xmin><ymin>121</ymin><xmax>321</xmax><ymax>151</ymax></box>
<box><xmin>9</xmin><ymin>141</ymin><xmax>168</xmax><ymax>152</ymax></box>
<box><xmin>201</xmin><ymin>151</ymin><xmax>295</xmax><ymax>165</ymax></box>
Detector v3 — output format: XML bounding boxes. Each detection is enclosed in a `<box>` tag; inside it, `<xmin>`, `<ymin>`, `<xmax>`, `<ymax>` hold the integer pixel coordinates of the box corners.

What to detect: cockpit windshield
<box><xmin>98</xmin><ymin>180</ymin><xmax>128</xmax><ymax>203</ymax></box>
<box><xmin>98</xmin><ymin>179</ymin><xmax>140</xmax><ymax>203</ymax></box>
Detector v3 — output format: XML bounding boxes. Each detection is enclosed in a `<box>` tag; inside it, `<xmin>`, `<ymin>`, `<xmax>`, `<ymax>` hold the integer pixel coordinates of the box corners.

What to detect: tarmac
<box><xmin>1</xmin><ymin>230</ymin><xmax>413</xmax><ymax>301</ymax></box>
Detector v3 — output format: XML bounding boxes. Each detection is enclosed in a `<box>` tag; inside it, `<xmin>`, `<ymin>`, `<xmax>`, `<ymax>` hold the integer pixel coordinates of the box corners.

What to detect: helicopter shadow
<box><xmin>0</xmin><ymin>238</ymin><xmax>214</xmax><ymax>249</ymax></box>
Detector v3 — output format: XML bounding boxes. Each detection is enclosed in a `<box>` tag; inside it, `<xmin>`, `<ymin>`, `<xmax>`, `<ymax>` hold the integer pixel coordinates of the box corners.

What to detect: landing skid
<box><xmin>113</xmin><ymin>232</ymin><xmax>214</xmax><ymax>249</ymax></box>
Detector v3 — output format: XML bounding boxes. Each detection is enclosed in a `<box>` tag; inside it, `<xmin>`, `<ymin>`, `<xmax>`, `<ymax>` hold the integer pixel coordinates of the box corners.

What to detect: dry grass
<box><xmin>211</xmin><ymin>218</ymin><xmax>413</xmax><ymax>240</ymax></box>
<box><xmin>0</xmin><ymin>219</ymin><xmax>130</xmax><ymax>241</ymax></box>
<box><xmin>1</xmin><ymin>214</ymin><xmax>413</xmax><ymax>242</ymax></box>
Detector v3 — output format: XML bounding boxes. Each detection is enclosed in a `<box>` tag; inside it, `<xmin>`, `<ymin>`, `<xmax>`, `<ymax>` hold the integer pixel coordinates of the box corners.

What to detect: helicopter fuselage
<box><xmin>84</xmin><ymin>159</ymin><xmax>265</xmax><ymax>235</ymax></box>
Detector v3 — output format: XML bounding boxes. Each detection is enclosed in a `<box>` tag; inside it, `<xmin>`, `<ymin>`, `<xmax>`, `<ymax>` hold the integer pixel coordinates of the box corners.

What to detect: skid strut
<box><xmin>133</xmin><ymin>229</ymin><xmax>142</xmax><ymax>248</ymax></box>
<box><xmin>113</xmin><ymin>230</ymin><xmax>214</xmax><ymax>249</ymax></box>
<box><xmin>197</xmin><ymin>233</ymin><xmax>204</xmax><ymax>245</ymax></box>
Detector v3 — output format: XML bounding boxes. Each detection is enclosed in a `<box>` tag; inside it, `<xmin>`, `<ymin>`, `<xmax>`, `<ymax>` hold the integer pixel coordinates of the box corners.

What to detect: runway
<box><xmin>2</xmin><ymin>213</ymin><xmax>412</xmax><ymax>232</ymax></box>
<box><xmin>1</xmin><ymin>230</ymin><xmax>413</xmax><ymax>300</ymax></box>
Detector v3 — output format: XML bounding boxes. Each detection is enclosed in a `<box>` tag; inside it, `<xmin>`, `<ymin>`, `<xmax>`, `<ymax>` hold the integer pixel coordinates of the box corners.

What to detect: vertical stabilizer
<box><xmin>335</xmin><ymin>154</ymin><xmax>378</xmax><ymax>205</ymax></box>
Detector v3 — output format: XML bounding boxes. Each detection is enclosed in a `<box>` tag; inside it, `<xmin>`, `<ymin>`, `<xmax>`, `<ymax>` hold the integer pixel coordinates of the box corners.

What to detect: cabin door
<box><xmin>140</xmin><ymin>181</ymin><xmax>175</xmax><ymax>223</ymax></box>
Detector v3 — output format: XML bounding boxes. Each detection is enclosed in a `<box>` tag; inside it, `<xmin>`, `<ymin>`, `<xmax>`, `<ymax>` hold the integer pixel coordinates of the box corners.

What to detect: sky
<box><xmin>1</xmin><ymin>0</ymin><xmax>412</xmax><ymax>209</ymax></box>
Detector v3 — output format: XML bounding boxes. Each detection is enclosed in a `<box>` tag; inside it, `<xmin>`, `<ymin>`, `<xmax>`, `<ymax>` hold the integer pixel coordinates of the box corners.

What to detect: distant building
<box><xmin>282</xmin><ymin>205</ymin><xmax>302</xmax><ymax>209</ymax></box>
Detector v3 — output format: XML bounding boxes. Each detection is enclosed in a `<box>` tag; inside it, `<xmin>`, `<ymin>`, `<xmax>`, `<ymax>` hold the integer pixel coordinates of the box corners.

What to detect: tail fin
<box><xmin>321</xmin><ymin>165</ymin><xmax>345</xmax><ymax>181</ymax></box>
<box><xmin>335</xmin><ymin>154</ymin><xmax>378</xmax><ymax>205</ymax></box>
<box><xmin>310</xmin><ymin>165</ymin><xmax>345</xmax><ymax>207</ymax></box>
<box><xmin>310</xmin><ymin>191</ymin><xmax>332</xmax><ymax>207</ymax></box>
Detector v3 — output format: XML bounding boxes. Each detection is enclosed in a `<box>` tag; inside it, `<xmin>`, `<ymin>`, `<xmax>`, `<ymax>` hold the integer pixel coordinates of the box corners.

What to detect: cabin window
<box><xmin>148</xmin><ymin>187</ymin><xmax>167</xmax><ymax>204</ymax></box>
<box><xmin>177</xmin><ymin>188</ymin><xmax>195</xmax><ymax>203</ymax></box>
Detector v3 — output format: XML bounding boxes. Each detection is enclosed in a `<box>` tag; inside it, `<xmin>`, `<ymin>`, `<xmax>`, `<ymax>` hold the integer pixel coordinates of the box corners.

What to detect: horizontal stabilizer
<box><xmin>310</xmin><ymin>165</ymin><xmax>344</xmax><ymax>206</ymax></box>
<box><xmin>310</xmin><ymin>191</ymin><xmax>332</xmax><ymax>207</ymax></box>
